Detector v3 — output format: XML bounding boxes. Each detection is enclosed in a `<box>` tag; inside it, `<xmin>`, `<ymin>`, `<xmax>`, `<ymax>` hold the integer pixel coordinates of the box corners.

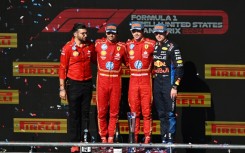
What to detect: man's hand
<box><xmin>170</xmin><ymin>88</ymin><xmax>177</xmax><ymax>100</ymax></box>
<box><xmin>59</xmin><ymin>89</ymin><xmax>67</xmax><ymax>100</ymax></box>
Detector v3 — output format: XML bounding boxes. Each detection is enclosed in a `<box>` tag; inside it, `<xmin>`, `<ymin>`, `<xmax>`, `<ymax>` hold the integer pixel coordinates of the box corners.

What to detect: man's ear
<box><xmin>73</xmin><ymin>32</ymin><xmax>77</xmax><ymax>37</ymax></box>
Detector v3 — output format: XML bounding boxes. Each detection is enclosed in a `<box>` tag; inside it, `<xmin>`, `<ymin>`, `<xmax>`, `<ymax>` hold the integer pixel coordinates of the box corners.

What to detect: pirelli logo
<box><xmin>119</xmin><ymin>120</ymin><xmax>160</xmax><ymax>135</ymax></box>
<box><xmin>205</xmin><ymin>64</ymin><xmax>245</xmax><ymax>79</ymax></box>
<box><xmin>176</xmin><ymin>92</ymin><xmax>211</xmax><ymax>107</ymax></box>
<box><xmin>0</xmin><ymin>33</ymin><xmax>17</xmax><ymax>48</ymax></box>
<box><xmin>13</xmin><ymin>62</ymin><xmax>59</xmax><ymax>77</ymax></box>
<box><xmin>206</xmin><ymin>121</ymin><xmax>245</xmax><ymax>136</ymax></box>
<box><xmin>0</xmin><ymin>90</ymin><xmax>19</xmax><ymax>104</ymax></box>
<box><xmin>61</xmin><ymin>91</ymin><xmax>96</xmax><ymax>105</ymax></box>
<box><xmin>14</xmin><ymin>118</ymin><xmax>67</xmax><ymax>133</ymax></box>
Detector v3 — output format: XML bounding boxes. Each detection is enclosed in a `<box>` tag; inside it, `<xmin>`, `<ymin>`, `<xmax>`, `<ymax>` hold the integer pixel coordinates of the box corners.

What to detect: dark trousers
<box><xmin>66</xmin><ymin>78</ymin><xmax>92</xmax><ymax>142</ymax></box>
<box><xmin>153</xmin><ymin>75</ymin><xmax>176</xmax><ymax>141</ymax></box>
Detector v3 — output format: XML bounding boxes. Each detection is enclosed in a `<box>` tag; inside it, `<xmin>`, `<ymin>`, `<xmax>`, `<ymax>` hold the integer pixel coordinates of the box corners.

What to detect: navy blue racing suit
<box><xmin>153</xmin><ymin>40</ymin><xmax>184</xmax><ymax>143</ymax></box>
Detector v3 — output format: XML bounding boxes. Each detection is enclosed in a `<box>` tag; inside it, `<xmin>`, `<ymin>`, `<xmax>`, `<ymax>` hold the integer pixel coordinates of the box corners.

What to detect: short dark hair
<box><xmin>71</xmin><ymin>23</ymin><xmax>87</xmax><ymax>33</ymax></box>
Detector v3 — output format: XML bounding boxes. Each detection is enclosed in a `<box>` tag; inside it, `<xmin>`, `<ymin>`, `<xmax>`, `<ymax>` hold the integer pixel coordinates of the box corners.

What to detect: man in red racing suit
<box><xmin>126</xmin><ymin>21</ymin><xmax>155</xmax><ymax>143</ymax></box>
<box><xmin>95</xmin><ymin>23</ymin><xmax>127</xmax><ymax>143</ymax></box>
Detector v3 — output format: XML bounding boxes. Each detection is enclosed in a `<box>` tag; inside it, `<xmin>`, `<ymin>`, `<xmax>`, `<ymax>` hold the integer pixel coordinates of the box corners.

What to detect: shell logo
<box><xmin>129</xmin><ymin>50</ymin><xmax>134</xmax><ymax>55</ymax></box>
<box><xmin>101</xmin><ymin>51</ymin><xmax>107</xmax><ymax>56</ymax></box>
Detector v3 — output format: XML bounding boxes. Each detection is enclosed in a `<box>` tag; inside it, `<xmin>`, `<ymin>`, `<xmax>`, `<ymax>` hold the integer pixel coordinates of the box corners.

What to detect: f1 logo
<box><xmin>42</xmin><ymin>9</ymin><xmax>134</xmax><ymax>33</ymax></box>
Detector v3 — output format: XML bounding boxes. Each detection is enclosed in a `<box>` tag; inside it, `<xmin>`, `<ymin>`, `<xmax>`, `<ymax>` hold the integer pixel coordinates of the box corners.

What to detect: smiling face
<box><xmin>131</xmin><ymin>29</ymin><xmax>144</xmax><ymax>41</ymax></box>
<box><xmin>106</xmin><ymin>32</ymin><xmax>117</xmax><ymax>42</ymax></box>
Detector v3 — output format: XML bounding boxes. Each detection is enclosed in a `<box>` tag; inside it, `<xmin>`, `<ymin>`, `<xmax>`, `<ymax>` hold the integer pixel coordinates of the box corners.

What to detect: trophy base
<box><xmin>113</xmin><ymin>148</ymin><xmax>123</xmax><ymax>153</ymax></box>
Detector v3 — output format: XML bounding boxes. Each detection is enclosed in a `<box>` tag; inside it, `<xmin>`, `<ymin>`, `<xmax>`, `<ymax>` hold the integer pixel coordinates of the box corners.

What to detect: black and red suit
<box><xmin>95</xmin><ymin>38</ymin><xmax>127</xmax><ymax>140</ymax></box>
<box><xmin>153</xmin><ymin>40</ymin><xmax>184</xmax><ymax>143</ymax></box>
<box><xmin>59</xmin><ymin>37</ymin><xmax>95</xmax><ymax>142</ymax></box>
<box><xmin>126</xmin><ymin>38</ymin><xmax>155</xmax><ymax>142</ymax></box>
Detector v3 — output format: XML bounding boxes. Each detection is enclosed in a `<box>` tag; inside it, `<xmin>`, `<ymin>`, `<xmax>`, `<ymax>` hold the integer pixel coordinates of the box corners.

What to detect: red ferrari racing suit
<box><xmin>126</xmin><ymin>38</ymin><xmax>155</xmax><ymax>142</ymax></box>
<box><xmin>95</xmin><ymin>38</ymin><xmax>127</xmax><ymax>139</ymax></box>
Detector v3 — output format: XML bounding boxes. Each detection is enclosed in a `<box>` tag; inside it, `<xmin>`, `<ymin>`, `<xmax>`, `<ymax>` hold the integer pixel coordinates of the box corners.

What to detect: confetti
<box><xmin>37</xmin><ymin>84</ymin><xmax>42</xmax><ymax>88</ymax></box>
<box><xmin>57</xmin><ymin>105</ymin><xmax>61</xmax><ymax>109</ymax></box>
<box><xmin>7</xmin><ymin>5</ymin><xmax>13</xmax><ymax>10</ymax></box>
<box><xmin>29</xmin><ymin>113</ymin><xmax>37</xmax><ymax>116</ymax></box>
<box><xmin>24</xmin><ymin>78</ymin><xmax>28</xmax><ymax>85</ymax></box>
<box><xmin>3</xmin><ymin>77</ymin><xmax>7</xmax><ymax>85</ymax></box>
<box><xmin>46</xmin><ymin>52</ymin><xmax>52</xmax><ymax>59</ymax></box>
<box><xmin>14</xmin><ymin>107</ymin><xmax>19</xmax><ymax>111</ymax></box>
<box><xmin>50</xmin><ymin>106</ymin><xmax>54</xmax><ymax>109</ymax></box>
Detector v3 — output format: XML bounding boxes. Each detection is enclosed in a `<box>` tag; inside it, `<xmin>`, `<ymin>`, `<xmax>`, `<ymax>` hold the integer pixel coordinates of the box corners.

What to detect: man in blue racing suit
<box><xmin>152</xmin><ymin>23</ymin><xmax>184</xmax><ymax>145</ymax></box>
